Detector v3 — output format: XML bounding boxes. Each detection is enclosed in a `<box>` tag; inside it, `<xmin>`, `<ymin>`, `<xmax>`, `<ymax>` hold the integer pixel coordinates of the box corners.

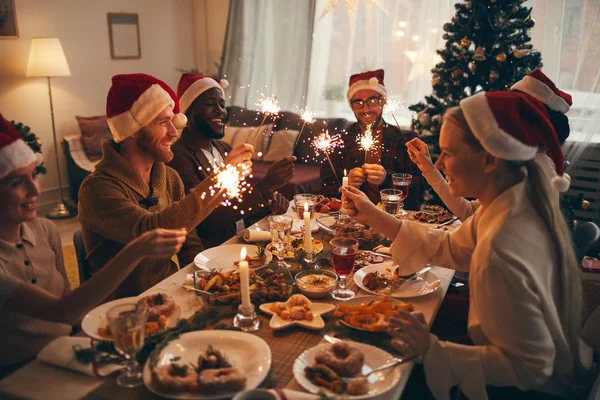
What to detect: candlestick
<box><xmin>303</xmin><ymin>202</ymin><xmax>313</xmax><ymax>257</ymax></box>
<box><xmin>238</xmin><ymin>247</ymin><xmax>252</xmax><ymax>312</ymax></box>
<box><xmin>340</xmin><ymin>169</ymin><xmax>350</xmax><ymax>223</ymax></box>
<box><xmin>342</xmin><ymin>169</ymin><xmax>349</xmax><ymax>187</ymax></box>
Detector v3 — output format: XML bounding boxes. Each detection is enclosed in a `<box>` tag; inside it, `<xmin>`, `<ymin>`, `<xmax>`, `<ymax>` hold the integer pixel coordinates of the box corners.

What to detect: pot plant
<box><xmin>10</xmin><ymin>121</ymin><xmax>46</xmax><ymax>174</ymax></box>
<box><xmin>324</xmin><ymin>84</ymin><xmax>344</xmax><ymax>117</ymax></box>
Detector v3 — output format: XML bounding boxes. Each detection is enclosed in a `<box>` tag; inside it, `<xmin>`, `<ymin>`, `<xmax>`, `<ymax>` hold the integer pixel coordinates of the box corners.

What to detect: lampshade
<box><xmin>26</xmin><ymin>38</ymin><xmax>71</xmax><ymax>77</ymax></box>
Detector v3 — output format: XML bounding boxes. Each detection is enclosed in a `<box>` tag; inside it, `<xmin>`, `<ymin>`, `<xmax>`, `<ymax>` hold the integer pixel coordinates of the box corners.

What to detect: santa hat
<box><xmin>0</xmin><ymin>113</ymin><xmax>41</xmax><ymax>179</ymax></box>
<box><xmin>347</xmin><ymin>69</ymin><xmax>387</xmax><ymax>104</ymax></box>
<box><xmin>177</xmin><ymin>73</ymin><xmax>229</xmax><ymax>114</ymax></box>
<box><xmin>511</xmin><ymin>69</ymin><xmax>572</xmax><ymax>114</ymax></box>
<box><xmin>460</xmin><ymin>91</ymin><xmax>570</xmax><ymax>192</ymax></box>
<box><xmin>106</xmin><ymin>73</ymin><xmax>187</xmax><ymax>143</ymax></box>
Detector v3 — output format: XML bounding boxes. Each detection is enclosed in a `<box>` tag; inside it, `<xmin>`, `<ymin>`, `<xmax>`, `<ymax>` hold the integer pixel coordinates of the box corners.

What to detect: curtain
<box><xmin>220</xmin><ymin>0</ymin><xmax>316</xmax><ymax>111</ymax></box>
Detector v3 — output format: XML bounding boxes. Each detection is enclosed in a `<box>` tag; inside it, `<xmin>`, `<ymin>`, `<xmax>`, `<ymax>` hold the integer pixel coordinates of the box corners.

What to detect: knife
<box><xmin>434</xmin><ymin>216</ymin><xmax>459</xmax><ymax>229</ymax></box>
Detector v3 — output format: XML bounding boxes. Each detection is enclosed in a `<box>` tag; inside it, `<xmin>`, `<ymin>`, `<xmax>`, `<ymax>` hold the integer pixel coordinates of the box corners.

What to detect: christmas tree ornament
<box><xmin>524</xmin><ymin>17</ymin><xmax>535</xmax><ymax>28</ymax></box>
<box><xmin>460</xmin><ymin>37</ymin><xmax>471</xmax><ymax>48</ymax></box>
<box><xmin>451</xmin><ymin>67</ymin><xmax>463</xmax><ymax>80</ymax></box>
<box><xmin>493</xmin><ymin>11</ymin><xmax>508</xmax><ymax>29</ymax></box>
<box><xmin>473</xmin><ymin>47</ymin><xmax>486</xmax><ymax>61</ymax></box>
<box><xmin>474</xmin><ymin>23</ymin><xmax>480</xmax><ymax>30</ymax></box>
<box><xmin>443</xmin><ymin>22</ymin><xmax>452</xmax><ymax>32</ymax></box>
<box><xmin>452</xmin><ymin>17</ymin><xmax>458</xmax><ymax>23</ymax></box>
<box><xmin>442</xmin><ymin>33</ymin><xmax>449</xmax><ymax>40</ymax></box>
<box><xmin>513</xmin><ymin>48</ymin><xmax>531</xmax><ymax>58</ymax></box>
<box><xmin>432</xmin><ymin>76</ymin><xmax>443</xmax><ymax>87</ymax></box>
<box><xmin>511</xmin><ymin>5</ymin><xmax>518</xmax><ymax>13</ymax></box>
<box><xmin>432</xmin><ymin>115</ymin><xmax>441</xmax><ymax>125</ymax></box>
<box><xmin>495</xmin><ymin>52</ymin><xmax>507</xmax><ymax>63</ymax></box>
<box><xmin>468</xmin><ymin>61</ymin><xmax>477</xmax><ymax>73</ymax></box>
<box><xmin>465</xmin><ymin>2</ymin><xmax>472</xmax><ymax>9</ymax></box>
<box><xmin>581</xmin><ymin>200</ymin><xmax>590</xmax><ymax>211</ymax></box>
<box><xmin>489</xmin><ymin>69</ymin><xmax>499</xmax><ymax>81</ymax></box>
<box><xmin>491</xmin><ymin>0</ymin><xmax>497</xmax><ymax>3</ymax></box>
<box><xmin>418</xmin><ymin>113</ymin><xmax>432</xmax><ymax>127</ymax></box>
<box><xmin>538</xmin><ymin>62</ymin><xmax>543</xmax><ymax>68</ymax></box>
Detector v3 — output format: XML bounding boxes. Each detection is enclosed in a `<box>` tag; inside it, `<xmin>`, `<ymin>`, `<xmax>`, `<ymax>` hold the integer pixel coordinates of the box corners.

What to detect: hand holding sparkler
<box><xmin>363</xmin><ymin>163</ymin><xmax>387</xmax><ymax>185</ymax></box>
<box><xmin>348</xmin><ymin>167</ymin><xmax>366</xmax><ymax>188</ymax></box>
<box><xmin>223</xmin><ymin>144</ymin><xmax>254</xmax><ymax>178</ymax></box>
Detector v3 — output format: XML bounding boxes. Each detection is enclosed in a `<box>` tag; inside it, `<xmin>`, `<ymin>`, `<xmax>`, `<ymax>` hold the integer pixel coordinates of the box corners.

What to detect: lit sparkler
<box><xmin>249</xmin><ymin>94</ymin><xmax>281</xmax><ymax>145</ymax></box>
<box><xmin>203</xmin><ymin>161</ymin><xmax>253</xmax><ymax>211</ymax></box>
<box><xmin>294</xmin><ymin>108</ymin><xmax>316</xmax><ymax>148</ymax></box>
<box><xmin>312</xmin><ymin>130</ymin><xmax>343</xmax><ymax>185</ymax></box>
<box><xmin>358</xmin><ymin>124</ymin><xmax>378</xmax><ymax>163</ymax></box>
<box><xmin>383</xmin><ymin>95</ymin><xmax>408</xmax><ymax>141</ymax></box>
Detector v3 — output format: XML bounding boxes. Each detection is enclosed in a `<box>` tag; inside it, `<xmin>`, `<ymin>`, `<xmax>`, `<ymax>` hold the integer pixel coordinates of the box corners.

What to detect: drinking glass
<box><xmin>330</xmin><ymin>237</ymin><xmax>359</xmax><ymax>300</ymax></box>
<box><xmin>268</xmin><ymin>215</ymin><xmax>293</xmax><ymax>268</ymax></box>
<box><xmin>107</xmin><ymin>302</ymin><xmax>148</xmax><ymax>388</ymax></box>
<box><xmin>293</xmin><ymin>194</ymin><xmax>316</xmax><ymax>220</ymax></box>
<box><xmin>380</xmin><ymin>189</ymin><xmax>403</xmax><ymax>215</ymax></box>
<box><xmin>392</xmin><ymin>173</ymin><xmax>412</xmax><ymax>216</ymax></box>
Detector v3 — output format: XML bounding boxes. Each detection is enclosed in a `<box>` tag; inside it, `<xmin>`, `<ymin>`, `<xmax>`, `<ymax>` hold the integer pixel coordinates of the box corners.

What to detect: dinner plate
<box><xmin>259</xmin><ymin>302</ymin><xmax>335</xmax><ymax>331</ymax></box>
<box><xmin>335</xmin><ymin>295</ymin><xmax>409</xmax><ymax>332</ymax></box>
<box><xmin>293</xmin><ymin>342</ymin><xmax>402</xmax><ymax>399</ymax></box>
<box><xmin>194</xmin><ymin>244</ymin><xmax>272</xmax><ymax>271</ymax></box>
<box><xmin>354</xmin><ymin>262</ymin><xmax>441</xmax><ymax>298</ymax></box>
<box><xmin>143</xmin><ymin>330</ymin><xmax>271</xmax><ymax>400</ymax></box>
<box><xmin>81</xmin><ymin>295</ymin><xmax>182</xmax><ymax>341</ymax></box>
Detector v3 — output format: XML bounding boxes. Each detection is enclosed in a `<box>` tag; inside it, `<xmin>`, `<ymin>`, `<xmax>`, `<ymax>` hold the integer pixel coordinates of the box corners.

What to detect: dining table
<box><xmin>0</xmin><ymin>208</ymin><xmax>457</xmax><ymax>400</ymax></box>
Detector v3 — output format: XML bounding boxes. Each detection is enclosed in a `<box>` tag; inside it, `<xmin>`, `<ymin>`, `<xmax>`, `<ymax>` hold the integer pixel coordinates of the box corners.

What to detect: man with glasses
<box><xmin>320</xmin><ymin>69</ymin><xmax>423</xmax><ymax>209</ymax></box>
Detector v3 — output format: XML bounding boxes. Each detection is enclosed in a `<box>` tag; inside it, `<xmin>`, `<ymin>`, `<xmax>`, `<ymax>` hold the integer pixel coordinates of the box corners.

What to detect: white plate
<box><xmin>194</xmin><ymin>244</ymin><xmax>272</xmax><ymax>271</ymax></box>
<box><xmin>259</xmin><ymin>302</ymin><xmax>335</xmax><ymax>331</ymax></box>
<box><xmin>291</xmin><ymin>218</ymin><xmax>319</xmax><ymax>233</ymax></box>
<box><xmin>335</xmin><ymin>296</ymin><xmax>409</xmax><ymax>332</ymax></box>
<box><xmin>81</xmin><ymin>295</ymin><xmax>182</xmax><ymax>341</ymax></box>
<box><xmin>293</xmin><ymin>342</ymin><xmax>402</xmax><ymax>399</ymax></box>
<box><xmin>143</xmin><ymin>330</ymin><xmax>271</xmax><ymax>400</ymax></box>
<box><xmin>354</xmin><ymin>262</ymin><xmax>441</xmax><ymax>298</ymax></box>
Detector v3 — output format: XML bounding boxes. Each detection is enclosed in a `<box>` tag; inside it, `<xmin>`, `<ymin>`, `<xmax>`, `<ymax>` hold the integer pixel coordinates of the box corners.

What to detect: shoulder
<box><xmin>165</xmin><ymin>165</ymin><xmax>184</xmax><ymax>183</ymax></box>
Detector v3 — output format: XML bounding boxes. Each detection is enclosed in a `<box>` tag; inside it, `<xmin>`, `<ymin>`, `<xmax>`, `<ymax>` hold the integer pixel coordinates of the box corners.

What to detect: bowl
<box><xmin>294</xmin><ymin>269</ymin><xmax>338</xmax><ymax>299</ymax></box>
<box><xmin>316</xmin><ymin>212</ymin><xmax>386</xmax><ymax>249</ymax></box>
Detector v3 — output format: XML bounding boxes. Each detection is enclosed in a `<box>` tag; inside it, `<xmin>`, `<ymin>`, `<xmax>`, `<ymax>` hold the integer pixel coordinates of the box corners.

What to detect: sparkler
<box><xmin>358</xmin><ymin>124</ymin><xmax>378</xmax><ymax>163</ymax></box>
<box><xmin>202</xmin><ymin>160</ymin><xmax>253</xmax><ymax>213</ymax></box>
<box><xmin>294</xmin><ymin>108</ymin><xmax>316</xmax><ymax>148</ymax></box>
<box><xmin>383</xmin><ymin>96</ymin><xmax>408</xmax><ymax>142</ymax></box>
<box><xmin>249</xmin><ymin>94</ymin><xmax>281</xmax><ymax>146</ymax></box>
<box><xmin>312</xmin><ymin>130</ymin><xmax>343</xmax><ymax>185</ymax></box>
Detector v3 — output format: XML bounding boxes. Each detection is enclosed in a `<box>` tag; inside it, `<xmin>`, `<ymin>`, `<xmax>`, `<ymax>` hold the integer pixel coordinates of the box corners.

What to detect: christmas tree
<box><xmin>409</xmin><ymin>0</ymin><xmax>542</xmax><ymax>157</ymax></box>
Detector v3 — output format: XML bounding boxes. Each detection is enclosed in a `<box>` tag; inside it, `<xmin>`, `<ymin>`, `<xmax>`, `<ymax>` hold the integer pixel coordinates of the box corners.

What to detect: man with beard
<box><xmin>169</xmin><ymin>73</ymin><xmax>294</xmax><ymax>248</ymax></box>
<box><xmin>320</xmin><ymin>69</ymin><xmax>423</xmax><ymax>209</ymax></box>
<box><xmin>78</xmin><ymin>73</ymin><xmax>253</xmax><ymax>298</ymax></box>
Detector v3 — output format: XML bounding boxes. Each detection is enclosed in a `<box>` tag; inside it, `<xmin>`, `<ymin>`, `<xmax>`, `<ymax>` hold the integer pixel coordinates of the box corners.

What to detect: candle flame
<box><xmin>240</xmin><ymin>246</ymin><xmax>247</xmax><ymax>259</ymax></box>
<box><xmin>344</xmin><ymin>169</ymin><xmax>347</xmax><ymax>176</ymax></box>
<box><xmin>304</xmin><ymin>201</ymin><xmax>309</xmax><ymax>212</ymax></box>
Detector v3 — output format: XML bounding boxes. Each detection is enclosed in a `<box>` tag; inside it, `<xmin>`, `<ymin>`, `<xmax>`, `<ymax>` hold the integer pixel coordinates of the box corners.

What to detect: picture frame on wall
<box><xmin>107</xmin><ymin>13</ymin><xmax>141</xmax><ymax>59</ymax></box>
<box><xmin>0</xmin><ymin>0</ymin><xmax>19</xmax><ymax>39</ymax></box>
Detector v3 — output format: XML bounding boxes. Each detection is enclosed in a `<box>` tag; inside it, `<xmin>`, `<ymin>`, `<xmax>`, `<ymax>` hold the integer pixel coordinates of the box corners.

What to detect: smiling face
<box><xmin>135</xmin><ymin>105</ymin><xmax>179</xmax><ymax>163</ymax></box>
<box><xmin>350</xmin><ymin>89</ymin><xmax>385</xmax><ymax>128</ymax></box>
<box><xmin>187</xmin><ymin>87</ymin><xmax>227</xmax><ymax>139</ymax></box>
<box><xmin>0</xmin><ymin>162</ymin><xmax>40</xmax><ymax>225</ymax></box>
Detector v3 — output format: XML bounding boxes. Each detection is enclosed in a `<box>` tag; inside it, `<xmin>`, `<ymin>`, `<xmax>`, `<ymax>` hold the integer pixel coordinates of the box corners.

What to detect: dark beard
<box><xmin>193</xmin><ymin>116</ymin><xmax>225</xmax><ymax>140</ymax></box>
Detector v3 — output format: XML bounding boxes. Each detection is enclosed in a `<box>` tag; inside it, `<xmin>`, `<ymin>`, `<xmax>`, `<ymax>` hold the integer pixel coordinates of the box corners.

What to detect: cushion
<box><xmin>223</xmin><ymin>124</ymin><xmax>273</xmax><ymax>162</ymax></box>
<box><xmin>76</xmin><ymin>116</ymin><xmax>112</xmax><ymax>161</ymax></box>
<box><xmin>263</xmin><ymin>129</ymin><xmax>299</xmax><ymax>162</ymax></box>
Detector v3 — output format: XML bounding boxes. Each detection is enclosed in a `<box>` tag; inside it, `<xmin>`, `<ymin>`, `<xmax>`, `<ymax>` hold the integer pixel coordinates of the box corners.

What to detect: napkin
<box><xmin>37</xmin><ymin>336</ymin><xmax>124</xmax><ymax>377</ymax></box>
<box><xmin>291</xmin><ymin>219</ymin><xmax>318</xmax><ymax>234</ymax></box>
<box><xmin>242</xmin><ymin>228</ymin><xmax>272</xmax><ymax>242</ymax></box>
<box><xmin>373</xmin><ymin>245</ymin><xmax>391</xmax><ymax>255</ymax></box>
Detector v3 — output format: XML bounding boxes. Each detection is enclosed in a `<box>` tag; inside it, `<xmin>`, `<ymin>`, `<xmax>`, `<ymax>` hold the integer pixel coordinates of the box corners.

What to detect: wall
<box><xmin>0</xmin><ymin>0</ymin><xmax>196</xmax><ymax>206</ymax></box>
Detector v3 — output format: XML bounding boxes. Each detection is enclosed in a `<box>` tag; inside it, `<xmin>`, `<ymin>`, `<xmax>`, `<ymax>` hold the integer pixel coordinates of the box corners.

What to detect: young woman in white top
<box><xmin>341</xmin><ymin>92</ymin><xmax>592</xmax><ymax>399</ymax></box>
<box><xmin>406</xmin><ymin>69</ymin><xmax>572</xmax><ymax>222</ymax></box>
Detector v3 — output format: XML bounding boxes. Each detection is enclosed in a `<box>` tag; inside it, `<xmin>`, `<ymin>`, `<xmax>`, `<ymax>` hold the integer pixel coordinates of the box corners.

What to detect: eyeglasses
<box><xmin>350</xmin><ymin>96</ymin><xmax>383</xmax><ymax>110</ymax></box>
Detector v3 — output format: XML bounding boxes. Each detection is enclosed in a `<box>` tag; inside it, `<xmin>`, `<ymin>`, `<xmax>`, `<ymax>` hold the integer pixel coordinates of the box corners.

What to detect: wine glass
<box><xmin>330</xmin><ymin>237</ymin><xmax>359</xmax><ymax>300</ymax></box>
<box><xmin>380</xmin><ymin>189</ymin><xmax>403</xmax><ymax>215</ymax></box>
<box><xmin>107</xmin><ymin>302</ymin><xmax>148</xmax><ymax>388</ymax></box>
<box><xmin>392</xmin><ymin>173</ymin><xmax>412</xmax><ymax>216</ymax></box>
<box><xmin>268</xmin><ymin>215</ymin><xmax>293</xmax><ymax>268</ymax></box>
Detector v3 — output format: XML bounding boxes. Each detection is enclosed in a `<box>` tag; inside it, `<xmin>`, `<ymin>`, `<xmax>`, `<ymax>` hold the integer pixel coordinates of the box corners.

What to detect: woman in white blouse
<box><xmin>341</xmin><ymin>91</ymin><xmax>592</xmax><ymax>399</ymax></box>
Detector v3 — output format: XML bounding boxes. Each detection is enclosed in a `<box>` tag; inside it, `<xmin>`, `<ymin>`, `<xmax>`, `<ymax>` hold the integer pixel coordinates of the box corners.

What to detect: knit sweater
<box><xmin>78</xmin><ymin>140</ymin><xmax>225</xmax><ymax>298</ymax></box>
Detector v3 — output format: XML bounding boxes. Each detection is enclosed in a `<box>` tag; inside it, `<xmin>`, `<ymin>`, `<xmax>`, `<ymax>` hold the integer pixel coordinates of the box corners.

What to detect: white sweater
<box><xmin>390</xmin><ymin>178</ymin><xmax>592</xmax><ymax>399</ymax></box>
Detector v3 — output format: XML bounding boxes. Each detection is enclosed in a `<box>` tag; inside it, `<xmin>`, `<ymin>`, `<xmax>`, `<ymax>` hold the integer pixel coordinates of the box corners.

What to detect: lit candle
<box><xmin>304</xmin><ymin>202</ymin><xmax>313</xmax><ymax>256</ymax></box>
<box><xmin>342</xmin><ymin>169</ymin><xmax>349</xmax><ymax>187</ymax></box>
<box><xmin>239</xmin><ymin>247</ymin><xmax>252</xmax><ymax>311</ymax></box>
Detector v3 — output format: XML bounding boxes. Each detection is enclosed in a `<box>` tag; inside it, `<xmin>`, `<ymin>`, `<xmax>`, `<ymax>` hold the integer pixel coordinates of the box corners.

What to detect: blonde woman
<box><xmin>341</xmin><ymin>92</ymin><xmax>592</xmax><ymax>399</ymax></box>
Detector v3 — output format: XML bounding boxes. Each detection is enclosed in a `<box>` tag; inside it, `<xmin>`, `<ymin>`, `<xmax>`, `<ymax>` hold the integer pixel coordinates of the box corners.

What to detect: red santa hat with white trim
<box><xmin>511</xmin><ymin>69</ymin><xmax>572</xmax><ymax>114</ymax></box>
<box><xmin>177</xmin><ymin>73</ymin><xmax>229</xmax><ymax>114</ymax></box>
<box><xmin>106</xmin><ymin>73</ymin><xmax>187</xmax><ymax>143</ymax></box>
<box><xmin>0</xmin><ymin>113</ymin><xmax>42</xmax><ymax>179</ymax></box>
<box><xmin>347</xmin><ymin>69</ymin><xmax>387</xmax><ymax>104</ymax></box>
<box><xmin>460</xmin><ymin>91</ymin><xmax>570</xmax><ymax>192</ymax></box>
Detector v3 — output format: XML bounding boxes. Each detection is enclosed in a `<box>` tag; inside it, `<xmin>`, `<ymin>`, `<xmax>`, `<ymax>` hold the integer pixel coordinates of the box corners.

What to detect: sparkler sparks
<box><xmin>203</xmin><ymin>161</ymin><xmax>253</xmax><ymax>211</ymax></box>
<box><xmin>257</xmin><ymin>94</ymin><xmax>280</xmax><ymax>115</ymax></box>
<box><xmin>357</xmin><ymin>124</ymin><xmax>379</xmax><ymax>163</ymax></box>
<box><xmin>294</xmin><ymin>108</ymin><xmax>316</xmax><ymax>148</ymax></box>
<box><xmin>312</xmin><ymin>131</ymin><xmax>343</xmax><ymax>185</ymax></box>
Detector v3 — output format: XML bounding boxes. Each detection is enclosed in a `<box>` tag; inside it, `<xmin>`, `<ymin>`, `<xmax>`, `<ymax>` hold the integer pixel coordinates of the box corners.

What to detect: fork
<box><xmin>340</xmin><ymin>354</ymin><xmax>420</xmax><ymax>383</ymax></box>
<box><xmin>388</xmin><ymin>266</ymin><xmax>432</xmax><ymax>293</ymax></box>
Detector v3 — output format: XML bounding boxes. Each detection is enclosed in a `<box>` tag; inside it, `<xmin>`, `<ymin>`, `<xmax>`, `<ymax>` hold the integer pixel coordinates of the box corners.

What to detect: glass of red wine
<box><xmin>330</xmin><ymin>237</ymin><xmax>359</xmax><ymax>300</ymax></box>
<box><xmin>392</xmin><ymin>173</ymin><xmax>412</xmax><ymax>216</ymax></box>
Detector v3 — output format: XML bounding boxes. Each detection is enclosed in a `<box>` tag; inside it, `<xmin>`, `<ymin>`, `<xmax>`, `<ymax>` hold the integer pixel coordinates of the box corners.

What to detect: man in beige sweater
<box><xmin>78</xmin><ymin>73</ymin><xmax>252</xmax><ymax>298</ymax></box>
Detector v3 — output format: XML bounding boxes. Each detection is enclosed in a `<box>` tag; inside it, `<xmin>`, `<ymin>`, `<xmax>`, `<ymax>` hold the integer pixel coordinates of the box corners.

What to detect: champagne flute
<box><xmin>392</xmin><ymin>173</ymin><xmax>412</xmax><ymax>216</ymax></box>
<box><xmin>107</xmin><ymin>302</ymin><xmax>148</xmax><ymax>388</ymax></box>
<box><xmin>330</xmin><ymin>237</ymin><xmax>358</xmax><ymax>300</ymax></box>
<box><xmin>269</xmin><ymin>215</ymin><xmax>293</xmax><ymax>268</ymax></box>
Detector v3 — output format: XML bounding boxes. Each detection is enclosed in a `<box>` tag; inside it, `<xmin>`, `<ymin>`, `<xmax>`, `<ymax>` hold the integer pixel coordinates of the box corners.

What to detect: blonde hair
<box><xmin>445</xmin><ymin>105</ymin><xmax>588</xmax><ymax>385</ymax></box>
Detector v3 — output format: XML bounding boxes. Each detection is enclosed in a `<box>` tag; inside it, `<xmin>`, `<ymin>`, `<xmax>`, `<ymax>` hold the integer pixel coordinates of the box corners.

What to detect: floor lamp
<box><xmin>27</xmin><ymin>38</ymin><xmax>76</xmax><ymax>219</ymax></box>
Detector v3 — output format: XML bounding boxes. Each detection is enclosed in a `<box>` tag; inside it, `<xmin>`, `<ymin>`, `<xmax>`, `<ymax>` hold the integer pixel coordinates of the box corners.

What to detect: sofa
<box><xmin>63</xmin><ymin>109</ymin><xmax>350</xmax><ymax>202</ymax></box>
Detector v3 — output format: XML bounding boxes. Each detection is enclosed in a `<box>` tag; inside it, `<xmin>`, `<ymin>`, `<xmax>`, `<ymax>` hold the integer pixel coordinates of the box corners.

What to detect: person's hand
<box><xmin>259</xmin><ymin>156</ymin><xmax>296</xmax><ymax>192</ymax></box>
<box><xmin>388</xmin><ymin>310</ymin><xmax>431</xmax><ymax>358</ymax></box>
<box><xmin>405</xmin><ymin>138</ymin><xmax>434</xmax><ymax>173</ymax></box>
<box><xmin>133</xmin><ymin>228</ymin><xmax>187</xmax><ymax>259</ymax></box>
<box><xmin>363</xmin><ymin>163</ymin><xmax>387</xmax><ymax>185</ymax></box>
<box><xmin>339</xmin><ymin>186</ymin><xmax>378</xmax><ymax>225</ymax></box>
<box><xmin>267</xmin><ymin>192</ymin><xmax>289</xmax><ymax>215</ymax></box>
<box><xmin>348</xmin><ymin>167</ymin><xmax>366</xmax><ymax>188</ymax></box>
<box><xmin>224</xmin><ymin>144</ymin><xmax>254</xmax><ymax>176</ymax></box>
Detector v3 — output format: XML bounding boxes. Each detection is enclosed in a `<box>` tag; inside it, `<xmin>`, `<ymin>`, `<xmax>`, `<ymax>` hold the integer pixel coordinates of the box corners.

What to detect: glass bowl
<box><xmin>294</xmin><ymin>269</ymin><xmax>338</xmax><ymax>299</ymax></box>
<box><xmin>316</xmin><ymin>212</ymin><xmax>386</xmax><ymax>249</ymax></box>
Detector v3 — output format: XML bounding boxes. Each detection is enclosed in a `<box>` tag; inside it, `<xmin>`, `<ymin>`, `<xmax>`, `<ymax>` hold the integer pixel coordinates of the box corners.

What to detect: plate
<box><xmin>335</xmin><ymin>296</ymin><xmax>410</xmax><ymax>332</ymax></box>
<box><xmin>194</xmin><ymin>244</ymin><xmax>272</xmax><ymax>271</ymax></box>
<box><xmin>266</xmin><ymin>238</ymin><xmax>324</xmax><ymax>260</ymax></box>
<box><xmin>259</xmin><ymin>302</ymin><xmax>335</xmax><ymax>331</ymax></box>
<box><xmin>354</xmin><ymin>262</ymin><xmax>441</xmax><ymax>298</ymax></box>
<box><xmin>293</xmin><ymin>342</ymin><xmax>402</xmax><ymax>399</ymax></box>
<box><xmin>291</xmin><ymin>218</ymin><xmax>319</xmax><ymax>233</ymax></box>
<box><xmin>81</xmin><ymin>295</ymin><xmax>182</xmax><ymax>341</ymax></box>
<box><xmin>143</xmin><ymin>330</ymin><xmax>271</xmax><ymax>400</ymax></box>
